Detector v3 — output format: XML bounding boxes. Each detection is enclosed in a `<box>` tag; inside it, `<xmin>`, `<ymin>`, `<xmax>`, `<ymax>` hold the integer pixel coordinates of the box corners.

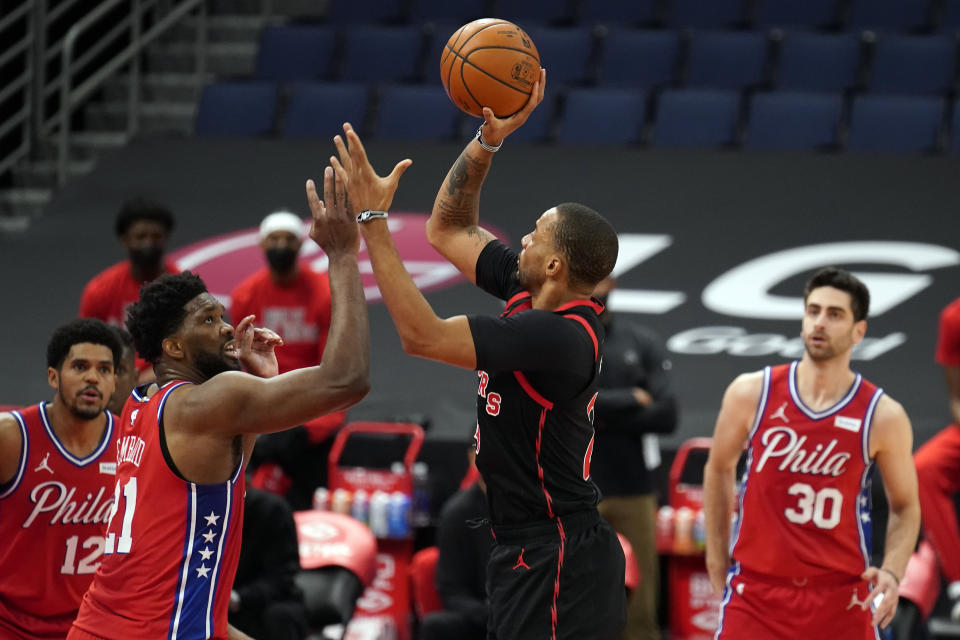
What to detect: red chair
<box><xmin>409</xmin><ymin>546</ymin><xmax>443</xmax><ymax>619</ymax></box>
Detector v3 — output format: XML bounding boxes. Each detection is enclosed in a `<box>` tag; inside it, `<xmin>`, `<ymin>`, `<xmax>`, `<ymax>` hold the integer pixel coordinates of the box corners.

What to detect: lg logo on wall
<box><xmin>610</xmin><ymin>236</ymin><xmax>960</xmax><ymax>361</ymax></box>
<box><xmin>168</xmin><ymin>213</ymin><xmax>509</xmax><ymax>307</ymax></box>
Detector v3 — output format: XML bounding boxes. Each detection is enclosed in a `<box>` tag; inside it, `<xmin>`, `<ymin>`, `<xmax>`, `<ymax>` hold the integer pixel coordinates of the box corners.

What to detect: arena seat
<box><xmin>951</xmin><ymin>98</ymin><xmax>960</xmax><ymax>153</ymax></box>
<box><xmin>521</xmin><ymin>27</ymin><xmax>595</xmax><ymax>87</ymax></box>
<box><xmin>868</xmin><ymin>35</ymin><xmax>957</xmax><ymax>95</ymax></box>
<box><xmin>664</xmin><ymin>0</ymin><xmax>748</xmax><ymax>29</ymax></box>
<box><xmin>941</xmin><ymin>0</ymin><xmax>960</xmax><ymax>33</ymax></box>
<box><xmin>253</xmin><ymin>25</ymin><xmax>336</xmax><ymax>82</ymax></box>
<box><xmin>408</xmin><ymin>0</ymin><xmax>486</xmax><ymax>25</ymax></box>
<box><xmin>374</xmin><ymin>85</ymin><xmax>461</xmax><ymax>140</ymax></box>
<box><xmin>503</xmin><ymin>92</ymin><xmax>555</xmax><ymax>142</ymax></box>
<box><xmin>745</xmin><ymin>92</ymin><xmax>842</xmax><ymax>150</ymax></box>
<box><xmin>848</xmin><ymin>0</ymin><xmax>933</xmax><ymax>32</ymax></box>
<box><xmin>685</xmin><ymin>31</ymin><xmax>770</xmax><ymax>90</ymax></box>
<box><xmin>556</xmin><ymin>88</ymin><xmax>646</xmax><ymax>145</ymax></box>
<box><xmin>325</xmin><ymin>0</ymin><xmax>404</xmax><ymax>24</ymax></box>
<box><xmin>282</xmin><ymin>83</ymin><xmax>369</xmax><ymax>138</ymax></box>
<box><xmin>577</xmin><ymin>0</ymin><xmax>660</xmax><ymax>27</ymax></box>
<box><xmin>194</xmin><ymin>82</ymin><xmax>278</xmax><ymax>137</ymax></box>
<box><xmin>340</xmin><ymin>26</ymin><xmax>424</xmax><ymax>84</ymax></box>
<box><xmin>775</xmin><ymin>32</ymin><xmax>862</xmax><ymax>92</ymax></box>
<box><xmin>596</xmin><ymin>29</ymin><xmax>680</xmax><ymax>89</ymax></box>
<box><xmin>754</xmin><ymin>0</ymin><xmax>841</xmax><ymax>30</ymax></box>
<box><xmin>497</xmin><ymin>0</ymin><xmax>575</xmax><ymax>26</ymax></box>
<box><xmin>847</xmin><ymin>95</ymin><xmax>944</xmax><ymax>152</ymax></box>
<box><xmin>650</xmin><ymin>89</ymin><xmax>740</xmax><ymax>148</ymax></box>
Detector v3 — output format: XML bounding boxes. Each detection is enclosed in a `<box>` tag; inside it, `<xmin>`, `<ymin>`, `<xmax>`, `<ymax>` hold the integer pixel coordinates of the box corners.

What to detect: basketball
<box><xmin>440</xmin><ymin>18</ymin><xmax>540</xmax><ymax>119</ymax></box>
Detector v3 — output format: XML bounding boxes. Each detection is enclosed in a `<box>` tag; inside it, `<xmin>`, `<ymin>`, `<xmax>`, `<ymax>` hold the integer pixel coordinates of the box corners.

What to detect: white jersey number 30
<box><xmin>784</xmin><ymin>482</ymin><xmax>843</xmax><ymax>529</ymax></box>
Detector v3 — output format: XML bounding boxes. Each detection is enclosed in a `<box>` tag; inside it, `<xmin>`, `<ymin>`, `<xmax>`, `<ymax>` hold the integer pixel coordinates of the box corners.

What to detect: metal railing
<box><xmin>0</xmin><ymin>0</ymin><xmax>207</xmax><ymax>188</ymax></box>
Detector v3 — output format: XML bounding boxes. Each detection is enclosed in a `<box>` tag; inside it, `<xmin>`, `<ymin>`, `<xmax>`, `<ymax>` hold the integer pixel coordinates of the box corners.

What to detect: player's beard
<box><xmin>61</xmin><ymin>387</ymin><xmax>102</xmax><ymax>420</ymax></box>
<box><xmin>195</xmin><ymin>348</ymin><xmax>241</xmax><ymax>381</ymax></box>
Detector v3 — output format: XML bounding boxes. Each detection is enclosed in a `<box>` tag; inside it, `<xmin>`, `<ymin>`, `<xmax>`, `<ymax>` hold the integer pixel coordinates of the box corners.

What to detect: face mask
<box><xmin>129</xmin><ymin>245</ymin><xmax>163</xmax><ymax>271</ymax></box>
<box><xmin>265</xmin><ymin>247</ymin><xmax>298</xmax><ymax>273</ymax></box>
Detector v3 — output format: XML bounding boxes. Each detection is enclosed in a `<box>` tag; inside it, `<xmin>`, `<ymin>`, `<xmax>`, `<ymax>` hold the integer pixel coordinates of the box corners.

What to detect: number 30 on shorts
<box><xmin>784</xmin><ymin>482</ymin><xmax>842</xmax><ymax>529</ymax></box>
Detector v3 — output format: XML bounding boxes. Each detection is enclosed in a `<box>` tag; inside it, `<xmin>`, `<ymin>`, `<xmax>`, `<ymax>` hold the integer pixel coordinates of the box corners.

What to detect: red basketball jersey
<box><xmin>73</xmin><ymin>382</ymin><xmax>246</xmax><ymax>640</ymax></box>
<box><xmin>730</xmin><ymin>362</ymin><xmax>883</xmax><ymax>579</ymax></box>
<box><xmin>0</xmin><ymin>404</ymin><xmax>117</xmax><ymax>639</ymax></box>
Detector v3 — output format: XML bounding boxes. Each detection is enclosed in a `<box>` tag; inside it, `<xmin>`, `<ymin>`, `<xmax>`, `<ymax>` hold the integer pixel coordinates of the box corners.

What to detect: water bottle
<box><xmin>674</xmin><ymin>506</ymin><xmax>695</xmax><ymax>554</ymax></box>
<box><xmin>693</xmin><ymin>508</ymin><xmax>706</xmax><ymax>551</ymax></box>
<box><xmin>411</xmin><ymin>462</ymin><xmax>431</xmax><ymax>527</ymax></box>
<box><xmin>387</xmin><ymin>491</ymin><xmax>411</xmax><ymax>539</ymax></box>
<box><xmin>351</xmin><ymin>489</ymin><xmax>369</xmax><ymax>525</ymax></box>
<box><xmin>369</xmin><ymin>490</ymin><xmax>390</xmax><ymax>538</ymax></box>
<box><xmin>312</xmin><ymin>487</ymin><xmax>330</xmax><ymax>511</ymax></box>
<box><xmin>655</xmin><ymin>505</ymin><xmax>675</xmax><ymax>551</ymax></box>
<box><xmin>331</xmin><ymin>488</ymin><xmax>353</xmax><ymax>515</ymax></box>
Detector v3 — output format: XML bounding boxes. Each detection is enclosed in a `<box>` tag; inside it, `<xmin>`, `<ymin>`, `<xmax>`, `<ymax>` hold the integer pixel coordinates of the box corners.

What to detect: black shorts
<box><xmin>487</xmin><ymin>510</ymin><xmax>627</xmax><ymax>640</ymax></box>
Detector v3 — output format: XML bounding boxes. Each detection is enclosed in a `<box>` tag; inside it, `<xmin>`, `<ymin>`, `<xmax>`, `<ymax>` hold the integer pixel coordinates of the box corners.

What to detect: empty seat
<box><xmin>556</xmin><ymin>88</ymin><xmax>645</xmax><ymax>144</ymax></box>
<box><xmin>503</xmin><ymin>93</ymin><xmax>555</xmax><ymax>142</ymax></box>
<box><xmin>650</xmin><ymin>89</ymin><xmax>740</xmax><ymax>147</ymax></box>
<box><xmin>776</xmin><ymin>32</ymin><xmax>862</xmax><ymax>92</ymax></box>
<box><xmin>522</xmin><ymin>27</ymin><xmax>595</xmax><ymax>86</ymax></box>
<box><xmin>577</xmin><ymin>0</ymin><xmax>659</xmax><ymax>26</ymax></box>
<box><xmin>325</xmin><ymin>0</ymin><xmax>404</xmax><ymax>24</ymax></box>
<box><xmin>848</xmin><ymin>0</ymin><xmax>932</xmax><ymax>31</ymax></box>
<box><xmin>496</xmin><ymin>0</ymin><xmax>575</xmax><ymax>26</ymax></box>
<box><xmin>253</xmin><ymin>26</ymin><xmax>336</xmax><ymax>82</ymax></box>
<box><xmin>409</xmin><ymin>0</ymin><xmax>486</xmax><ymax>24</ymax></box>
<box><xmin>665</xmin><ymin>0</ymin><xmax>747</xmax><ymax>29</ymax></box>
<box><xmin>424</xmin><ymin>23</ymin><xmax>461</xmax><ymax>84</ymax></box>
<box><xmin>374</xmin><ymin>85</ymin><xmax>461</xmax><ymax>140</ymax></box>
<box><xmin>685</xmin><ymin>31</ymin><xmax>769</xmax><ymax>90</ymax></box>
<box><xmin>597</xmin><ymin>29</ymin><xmax>680</xmax><ymax>88</ymax></box>
<box><xmin>847</xmin><ymin>95</ymin><xmax>943</xmax><ymax>152</ymax></box>
<box><xmin>868</xmin><ymin>35</ymin><xmax>957</xmax><ymax>95</ymax></box>
<box><xmin>941</xmin><ymin>0</ymin><xmax>960</xmax><ymax>33</ymax></box>
<box><xmin>746</xmin><ymin>92</ymin><xmax>842</xmax><ymax>149</ymax></box>
<box><xmin>340</xmin><ymin>26</ymin><xmax>423</xmax><ymax>84</ymax></box>
<box><xmin>195</xmin><ymin>83</ymin><xmax>277</xmax><ymax>137</ymax></box>
<box><xmin>282</xmin><ymin>83</ymin><xmax>369</xmax><ymax>138</ymax></box>
<box><xmin>952</xmin><ymin>98</ymin><xmax>960</xmax><ymax>152</ymax></box>
<box><xmin>755</xmin><ymin>0</ymin><xmax>840</xmax><ymax>29</ymax></box>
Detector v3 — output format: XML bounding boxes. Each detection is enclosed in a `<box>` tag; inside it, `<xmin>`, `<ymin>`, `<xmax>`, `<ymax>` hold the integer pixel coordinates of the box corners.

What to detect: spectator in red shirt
<box><xmin>914</xmin><ymin>297</ymin><xmax>960</xmax><ymax>620</ymax></box>
<box><xmin>78</xmin><ymin>198</ymin><xmax>178</xmax><ymax>377</ymax></box>
<box><xmin>231</xmin><ymin>210</ymin><xmax>345</xmax><ymax>509</ymax></box>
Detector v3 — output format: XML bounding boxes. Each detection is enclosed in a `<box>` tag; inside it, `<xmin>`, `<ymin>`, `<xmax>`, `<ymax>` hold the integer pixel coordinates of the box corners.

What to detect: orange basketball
<box><xmin>440</xmin><ymin>18</ymin><xmax>540</xmax><ymax>118</ymax></box>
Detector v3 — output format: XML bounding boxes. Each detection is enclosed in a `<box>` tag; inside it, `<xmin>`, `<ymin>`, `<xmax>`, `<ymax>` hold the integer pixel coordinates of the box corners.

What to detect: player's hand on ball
<box><xmin>479</xmin><ymin>68</ymin><xmax>546</xmax><ymax>147</ymax></box>
<box><xmin>306</xmin><ymin>166</ymin><xmax>361</xmax><ymax>256</ymax></box>
<box><xmin>861</xmin><ymin>566</ymin><xmax>899</xmax><ymax>629</ymax></box>
<box><xmin>331</xmin><ymin>123</ymin><xmax>412</xmax><ymax>214</ymax></box>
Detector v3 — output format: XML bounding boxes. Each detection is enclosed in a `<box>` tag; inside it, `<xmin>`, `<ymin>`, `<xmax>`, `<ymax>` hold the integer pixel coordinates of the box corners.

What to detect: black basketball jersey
<box><xmin>467</xmin><ymin>241</ymin><xmax>604</xmax><ymax>527</ymax></box>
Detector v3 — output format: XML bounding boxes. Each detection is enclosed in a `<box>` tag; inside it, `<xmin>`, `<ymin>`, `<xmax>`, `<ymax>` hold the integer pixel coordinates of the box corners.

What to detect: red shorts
<box><xmin>715</xmin><ymin>569</ymin><xmax>880</xmax><ymax>640</ymax></box>
<box><xmin>67</xmin><ymin>625</ymin><xmax>107</xmax><ymax>640</ymax></box>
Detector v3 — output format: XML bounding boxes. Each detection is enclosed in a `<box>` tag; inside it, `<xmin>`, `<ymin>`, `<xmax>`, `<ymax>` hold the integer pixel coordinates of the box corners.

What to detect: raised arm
<box><xmin>426</xmin><ymin>69</ymin><xmax>546</xmax><ymax>283</ymax></box>
<box><xmin>862</xmin><ymin>395</ymin><xmax>921</xmax><ymax>629</ymax></box>
<box><xmin>704</xmin><ymin>372</ymin><xmax>762</xmax><ymax>595</ymax></box>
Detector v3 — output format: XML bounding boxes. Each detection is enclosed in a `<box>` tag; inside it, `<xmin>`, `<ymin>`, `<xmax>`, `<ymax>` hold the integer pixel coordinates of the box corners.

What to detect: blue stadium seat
<box><xmin>942</xmin><ymin>0</ymin><xmax>960</xmax><ymax>33</ymax></box>
<box><xmin>868</xmin><ymin>35</ymin><xmax>957</xmax><ymax>95</ymax></box>
<box><xmin>650</xmin><ymin>89</ymin><xmax>740</xmax><ymax>147</ymax></box>
<box><xmin>409</xmin><ymin>0</ymin><xmax>487</xmax><ymax>24</ymax></box>
<box><xmin>253</xmin><ymin>26</ymin><xmax>336</xmax><ymax>82</ymax></box>
<box><xmin>499</xmin><ymin>93</ymin><xmax>555</xmax><ymax>142</ymax></box>
<box><xmin>496</xmin><ymin>0</ymin><xmax>575</xmax><ymax>26</ymax></box>
<box><xmin>776</xmin><ymin>32</ymin><xmax>862</xmax><ymax>92</ymax></box>
<box><xmin>596</xmin><ymin>29</ymin><xmax>679</xmax><ymax>88</ymax></box>
<box><xmin>326</xmin><ymin>0</ymin><xmax>404</xmax><ymax>24</ymax></box>
<box><xmin>755</xmin><ymin>0</ymin><xmax>840</xmax><ymax>29</ymax></box>
<box><xmin>522</xmin><ymin>27</ymin><xmax>595</xmax><ymax>86</ymax></box>
<box><xmin>745</xmin><ymin>92</ymin><xmax>842</xmax><ymax>149</ymax></box>
<box><xmin>848</xmin><ymin>0</ymin><xmax>931</xmax><ymax>31</ymax></box>
<box><xmin>685</xmin><ymin>31</ymin><xmax>770</xmax><ymax>90</ymax></box>
<box><xmin>556</xmin><ymin>89</ymin><xmax>645</xmax><ymax>145</ymax></box>
<box><xmin>665</xmin><ymin>0</ymin><xmax>747</xmax><ymax>29</ymax></box>
<box><xmin>282</xmin><ymin>83</ymin><xmax>369</xmax><ymax>138</ymax></box>
<box><xmin>374</xmin><ymin>85</ymin><xmax>461</xmax><ymax>140</ymax></box>
<box><xmin>340</xmin><ymin>26</ymin><xmax>424</xmax><ymax>84</ymax></box>
<box><xmin>424</xmin><ymin>23</ymin><xmax>461</xmax><ymax>84</ymax></box>
<box><xmin>952</xmin><ymin>99</ymin><xmax>960</xmax><ymax>152</ymax></box>
<box><xmin>847</xmin><ymin>95</ymin><xmax>944</xmax><ymax>152</ymax></box>
<box><xmin>195</xmin><ymin>83</ymin><xmax>278</xmax><ymax>137</ymax></box>
<box><xmin>577</xmin><ymin>0</ymin><xmax>659</xmax><ymax>26</ymax></box>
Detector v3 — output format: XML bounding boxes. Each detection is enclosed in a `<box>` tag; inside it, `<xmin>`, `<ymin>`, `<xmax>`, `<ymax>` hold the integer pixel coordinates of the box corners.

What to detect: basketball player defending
<box><xmin>330</xmin><ymin>68</ymin><xmax>627</xmax><ymax>639</ymax></box>
<box><xmin>0</xmin><ymin>319</ymin><xmax>121</xmax><ymax>639</ymax></box>
<box><xmin>69</xmin><ymin>167</ymin><xmax>369</xmax><ymax>640</ymax></box>
<box><xmin>704</xmin><ymin>267</ymin><xmax>920</xmax><ymax>639</ymax></box>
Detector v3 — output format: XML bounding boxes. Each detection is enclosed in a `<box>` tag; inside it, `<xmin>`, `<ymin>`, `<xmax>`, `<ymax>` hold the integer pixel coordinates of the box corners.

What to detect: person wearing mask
<box><xmin>230</xmin><ymin>210</ymin><xmax>343</xmax><ymax>510</ymax></box>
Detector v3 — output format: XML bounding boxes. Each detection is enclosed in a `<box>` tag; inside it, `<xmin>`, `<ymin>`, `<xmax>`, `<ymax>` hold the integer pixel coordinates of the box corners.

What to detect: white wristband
<box><xmin>476</xmin><ymin>125</ymin><xmax>502</xmax><ymax>152</ymax></box>
<box><xmin>356</xmin><ymin>210</ymin><xmax>388</xmax><ymax>223</ymax></box>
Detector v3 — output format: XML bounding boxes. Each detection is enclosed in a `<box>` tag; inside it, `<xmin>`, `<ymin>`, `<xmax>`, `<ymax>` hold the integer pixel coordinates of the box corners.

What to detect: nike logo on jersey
<box><xmin>768</xmin><ymin>402</ymin><xmax>790</xmax><ymax>423</ymax></box>
<box><xmin>34</xmin><ymin>452</ymin><xmax>54</xmax><ymax>474</ymax></box>
<box><xmin>834</xmin><ymin>416</ymin><xmax>862</xmax><ymax>433</ymax></box>
<box><xmin>755</xmin><ymin>427</ymin><xmax>851</xmax><ymax>476</ymax></box>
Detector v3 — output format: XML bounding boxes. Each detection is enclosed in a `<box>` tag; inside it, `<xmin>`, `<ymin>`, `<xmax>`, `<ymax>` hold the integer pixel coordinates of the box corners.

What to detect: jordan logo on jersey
<box><xmin>769</xmin><ymin>402</ymin><xmax>790</xmax><ymax>423</ymax></box>
<box><xmin>755</xmin><ymin>426</ymin><xmax>851</xmax><ymax>477</ymax></box>
<box><xmin>513</xmin><ymin>548</ymin><xmax>531</xmax><ymax>571</ymax></box>
<box><xmin>34</xmin><ymin>452</ymin><xmax>54</xmax><ymax>474</ymax></box>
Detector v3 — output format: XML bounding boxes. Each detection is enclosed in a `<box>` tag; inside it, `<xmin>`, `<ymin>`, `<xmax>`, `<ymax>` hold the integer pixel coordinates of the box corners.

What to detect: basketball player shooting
<box><xmin>703</xmin><ymin>268</ymin><xmax>920</xmax><ymax>639</ymax></box>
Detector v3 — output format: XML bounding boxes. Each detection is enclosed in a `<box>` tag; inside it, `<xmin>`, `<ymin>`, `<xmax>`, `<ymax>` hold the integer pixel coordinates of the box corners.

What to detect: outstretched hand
<box><xmin>860</xmin><ymin>566</ymin><xmax>900</xmax><ymax>629</ymax></box>
<box><xmin>331</xmin><ymin>122</ymin><xmax>412</xmax><ymax>215</ymax></box>
<box><xmin>478</xmin><ymin>67</ymin><xmax>546</xmax><ymax>147</ymax></box>
<box><xmin>234</xmin><ymin>314</ymin><xmax>282</xmax><ymax>379</ymax></box>
<box><xmin>305</xmin><ymin>165</ymin><xmax>361</xmax><ymax>256</ymax></box>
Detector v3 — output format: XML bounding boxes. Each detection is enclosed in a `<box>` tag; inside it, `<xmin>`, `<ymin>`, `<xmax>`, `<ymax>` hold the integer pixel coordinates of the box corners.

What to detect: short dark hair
<box><xmin>114</xmin><ymin>197</ymin><xmax>176</xmax><ymax>237</ymax></box>
<box><xmin>112</xmin><ymin>326</ymin><xmax>136</xmax><ymax>357</ymax></box>
<box><xmin>46</xmin><ymin>318</ymin><xmax>122</xmax><ymax>370</ymax></box>
<box><xmin>127</xmin><ymin>272</ymin><xmax>208</xmax><ymax>363</ymax></box>
<box><xmin>804</xmin><ymin>267</ymin><xmax>870</xmax><ymax>322</ymax></box>
<box><xmin>551</xmin><ymin>203</ymin><xmax>619</xmax><ymax>289</ymax></box>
